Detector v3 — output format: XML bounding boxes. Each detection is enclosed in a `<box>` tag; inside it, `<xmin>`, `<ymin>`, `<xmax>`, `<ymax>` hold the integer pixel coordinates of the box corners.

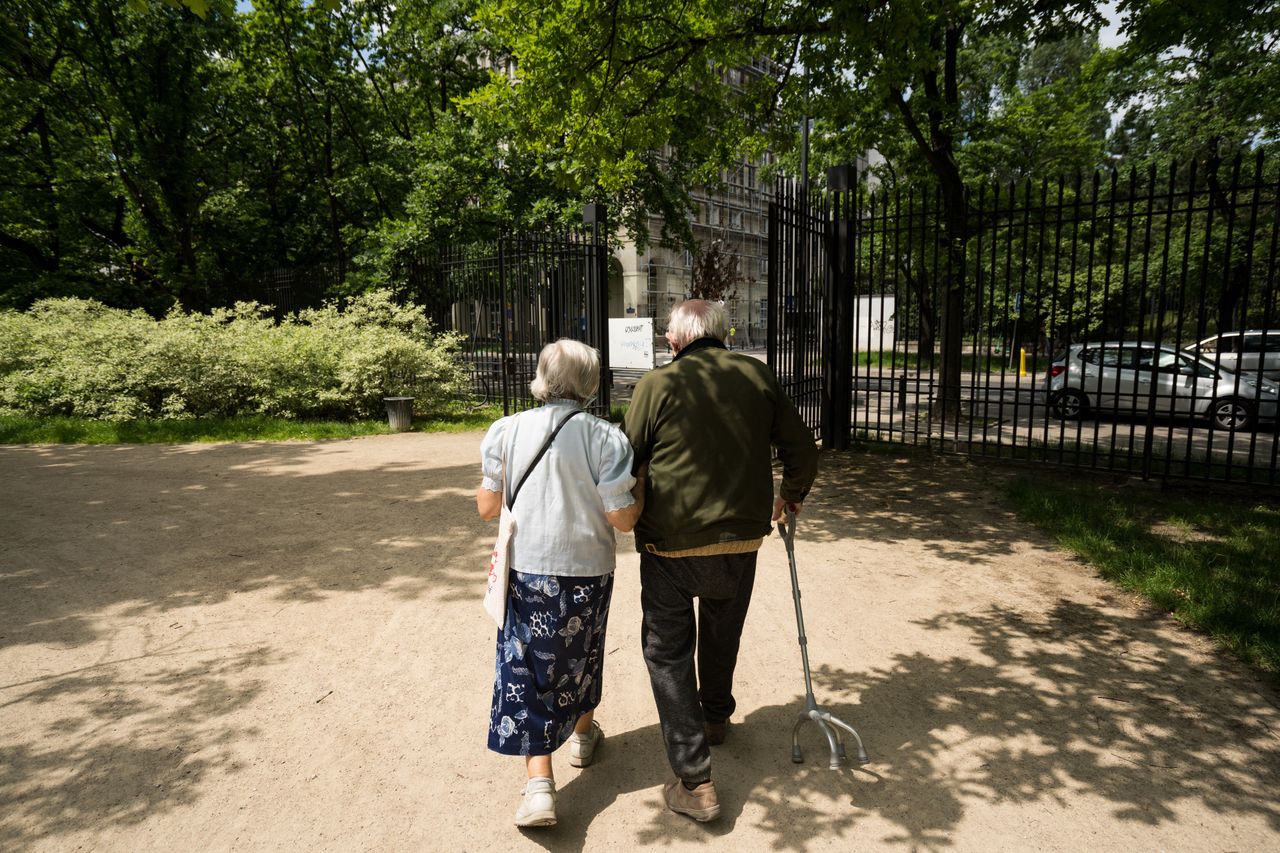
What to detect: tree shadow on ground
<box><xmin>515</xmin><ymin>599</ymin><xmax>1280</xmax><ymax>853</ymax></box>
<box><xmin>792</xmin><ymin>449</ymin><xmax>1028</xmax><ymax>565</ymax></box>
<box><xmin>4</xmin><ymin>439</ymin><xmax>1279</xmax><ymax>849</ymax></box>
<box><xmin>765</xmin><ymin>599</ymin><xmax>1279</xmax><ymax>852</ymax></box>
<box><xmin>1</xmin><ymin>439</ymin><xmax>501</xmax><ymax>845</ymax></box>
<box><xmin>0</xmin><ymin>644</ymin><xmax>281</xmax><ymax>849</ymax></box>
<box><xmin>0</xmin><ymin>440</ymin><xmax>499</xmax><ymax>653</ymax></box>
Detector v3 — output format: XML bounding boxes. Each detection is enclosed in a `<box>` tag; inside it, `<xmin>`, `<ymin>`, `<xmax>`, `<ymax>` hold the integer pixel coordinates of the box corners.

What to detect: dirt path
<box><xmin>2</xmin><ymin>434</ymin><xmax>1278</xmax><ymax>852</ymax></box>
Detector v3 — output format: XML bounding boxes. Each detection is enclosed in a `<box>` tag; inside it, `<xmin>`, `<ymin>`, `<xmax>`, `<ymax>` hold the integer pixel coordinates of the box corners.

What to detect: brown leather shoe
<box><xmin>704</xmin><ymin>720</ymin><xmax>728</xmax><ymax>746</ymax></box>
<box><xmin>663</xmin><ymin>778</ymin><xmax>721</xmax><ymax>822</ymax></box>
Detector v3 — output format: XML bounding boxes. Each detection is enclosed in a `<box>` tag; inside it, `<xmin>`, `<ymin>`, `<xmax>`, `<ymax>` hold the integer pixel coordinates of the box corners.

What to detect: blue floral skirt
<box><xmin>487</xmin><ymin>570</ymin><xmax>613</xmax><ymax>756</ymax></box>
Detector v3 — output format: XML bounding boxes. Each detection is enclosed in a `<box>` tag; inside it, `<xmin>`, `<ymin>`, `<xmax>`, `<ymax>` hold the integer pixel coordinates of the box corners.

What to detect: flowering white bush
<box><xmin>0</xmin><ymin>291</ymin><xmax>466</xmax><ymax>420</ymax></box>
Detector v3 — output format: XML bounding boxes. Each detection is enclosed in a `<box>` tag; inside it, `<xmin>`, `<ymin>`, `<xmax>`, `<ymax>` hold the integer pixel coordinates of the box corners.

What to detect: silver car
<box><xmin>1194</xmin><ymin>330</ymin><xmax>1280</xmax><ymax>380</ymax></box>
<box><xmin>1046</xmin><ymin>341</ymin><xmax>1280</xmax><ymax>431</ymax></box>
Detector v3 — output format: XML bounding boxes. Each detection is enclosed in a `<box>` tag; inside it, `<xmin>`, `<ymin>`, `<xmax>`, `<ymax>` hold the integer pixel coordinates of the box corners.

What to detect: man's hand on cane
<box><xmin>772</xmin><ymin>496</ymin><xmax>803</xmax><ymax>522</ymax></box>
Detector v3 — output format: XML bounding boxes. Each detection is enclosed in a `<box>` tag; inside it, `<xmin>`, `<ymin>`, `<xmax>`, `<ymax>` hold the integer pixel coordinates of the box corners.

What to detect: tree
<box><xmin>690</xmin><ymin>237</ymin><xmax>742</xmax><ymax>302</ymax></box>
<box><xmin>473</xmin><ymin>0</ymin><xmax>1105</xmax><ymax>418</ymax></box>
<box><xmin>1</xmin><ymin>0</ymin><xmax>564</xmax><ymax>310</ymax></box>
<box><xmin>1108</xmin><ymin>0</ymin><xmax>1280</xmax><ymax>335</ymax></box>
<box><xmin>1</xmin><ymin>1</ymin><xmax>240</xmax><ymax>310</ymax></box>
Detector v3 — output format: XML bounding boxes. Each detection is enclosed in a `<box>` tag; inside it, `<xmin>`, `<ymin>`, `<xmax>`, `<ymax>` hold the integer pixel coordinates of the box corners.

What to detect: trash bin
<box><xmin>383</xmin><ymin>396</ymin><xmax>414</xmax><ymax>432</ymax></box>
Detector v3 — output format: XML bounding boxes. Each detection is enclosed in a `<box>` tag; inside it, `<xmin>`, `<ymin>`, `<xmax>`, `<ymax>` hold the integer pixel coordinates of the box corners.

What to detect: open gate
<box><xmin>405</xmin><ymin>211</ymin><xmax>611</xmax><ymax>417</ymax></box>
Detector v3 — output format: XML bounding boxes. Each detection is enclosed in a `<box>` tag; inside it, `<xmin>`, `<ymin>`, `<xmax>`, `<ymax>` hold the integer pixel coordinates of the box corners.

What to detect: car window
<box><xmin>1153</xmin><ymin>350</ymin><xmax>1181</xmax><ymax>372</ymax></box>
<box><xmin>1198</xmin><ymin>338</ymin><xmax>1218</xmax><ymax>353</ymax></box>
<box><xmin>1131</xmin><ymin>347</ymin><xmax>1158</xmax><ymax>369</ymax></box>
<box><xmin>1217</xmin><ymin>335</ymin><xmax>1242</xmax><ymax>354</ymax></box>
<box><xmin>1082</xmin><ymin>347</ymin><xmax>1126</xmax><ymax>367</ymax></box>
<box><xmin>1179</xmin><ymin>354</ymin><xmax>1217</xmax><ymax>378</ymax></box>
<box><xmin>1240</xmin><ymin>334</ymin><xmax>1280</xmax><ymax>354</ymax></box>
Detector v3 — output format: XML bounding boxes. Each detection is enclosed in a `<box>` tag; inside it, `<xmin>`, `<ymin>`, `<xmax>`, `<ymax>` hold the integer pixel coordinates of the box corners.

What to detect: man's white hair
<box><xmin>666</xmin><ymin>300</ymin><xmax>729</xmax><ymax>348</ymax></box>
<box><xmin>530</xmin><ymin>338</ymin><xmax>601</xmax><ymax>402</ymax></box>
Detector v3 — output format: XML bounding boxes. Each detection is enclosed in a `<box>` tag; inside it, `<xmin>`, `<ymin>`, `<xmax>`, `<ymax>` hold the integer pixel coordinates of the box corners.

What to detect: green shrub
<box><xmin>0</xmin><ymin>291</ymin><xmax>466</xmax><ymax>420</ymax></box>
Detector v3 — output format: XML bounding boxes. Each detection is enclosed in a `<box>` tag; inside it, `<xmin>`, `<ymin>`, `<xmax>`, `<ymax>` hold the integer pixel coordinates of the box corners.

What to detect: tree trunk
<box><xmin>935</xmin><ymin>175</ymin><xmax>968</xmax><ymax>424</ymax></box>
<box><xmin>897</xmin><ymin>257</ymin><xmax>936</xmax><ymax>361</ymax></box>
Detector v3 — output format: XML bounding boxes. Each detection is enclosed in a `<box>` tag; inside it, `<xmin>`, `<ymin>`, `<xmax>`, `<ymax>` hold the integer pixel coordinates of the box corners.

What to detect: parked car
<box><xmin>1046</xmin><ymin>341</ymin><xmax>1279</xmax><ymax>431</ymax></box>
<box><xmin>1193</xmin><ymin>330</ymin><xmax>1280</xmax><ymax>380</ymax></box>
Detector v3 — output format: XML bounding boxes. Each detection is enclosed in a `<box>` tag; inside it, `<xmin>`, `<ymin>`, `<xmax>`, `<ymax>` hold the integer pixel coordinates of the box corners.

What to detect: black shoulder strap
<box><xmin>507</xmin><ymin>409</ymin><xmax>582</xmax><ymax>509</ymax></box>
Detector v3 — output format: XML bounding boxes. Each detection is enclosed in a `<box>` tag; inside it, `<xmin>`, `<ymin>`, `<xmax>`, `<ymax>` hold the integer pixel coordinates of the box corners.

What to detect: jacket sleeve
<box><xmin>621</xmin><ymin>375</ymin><xmax>657</xmax><ymax>473</ymax></box>
<box><xmin>770</xmin><ymin>382</ymin><xmax>818</xmax><ymax>503</ymax></box>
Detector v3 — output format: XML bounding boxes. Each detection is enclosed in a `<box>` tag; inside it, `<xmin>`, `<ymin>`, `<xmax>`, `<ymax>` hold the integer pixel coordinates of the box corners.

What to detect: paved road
<box><xmin>850</xmin><ymin>373</ymin><xmax>1279</xmax><ymax>472</ymax></box>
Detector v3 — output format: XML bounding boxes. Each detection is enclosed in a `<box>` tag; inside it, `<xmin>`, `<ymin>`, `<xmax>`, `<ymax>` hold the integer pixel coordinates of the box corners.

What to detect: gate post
<box><xmin>584</xmin><ymin>203</ymin><xmax>610</xmax><ymax>412</ymax></box>
<box><xmin>767</xmin><ymin>198</ymin><xmax>778</xmax><ymax>369</ymax></box>
<box><xmin>823</xmin><ymin>165</ymin><xmax>855</xmax><ymax>450</ymax></box>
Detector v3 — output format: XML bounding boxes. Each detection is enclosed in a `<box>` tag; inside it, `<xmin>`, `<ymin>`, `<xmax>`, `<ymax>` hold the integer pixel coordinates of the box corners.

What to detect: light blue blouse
<box><xmin>481</xmin><ymin>400</ymin><xmax>636</xmax><ymax>577</ymax></box>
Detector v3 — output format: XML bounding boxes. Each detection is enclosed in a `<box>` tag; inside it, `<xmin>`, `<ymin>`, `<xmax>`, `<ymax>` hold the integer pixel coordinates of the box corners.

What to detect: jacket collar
<box><xmin>673</xmin><ymin>336</ymin><xmax>727</xmax><ymax>361</ymax></box>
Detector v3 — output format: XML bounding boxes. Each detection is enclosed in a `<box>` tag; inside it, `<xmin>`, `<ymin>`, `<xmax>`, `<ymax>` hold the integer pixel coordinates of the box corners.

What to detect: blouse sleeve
<box><xmin>479</xmin><ymin>416</ymin><xmax>510</xmax><ymax>493</ymax></box>
<box><xmin>596</xmin><ymin>422</ymin><xmax>637</xmax><ymax>513</ymax></box>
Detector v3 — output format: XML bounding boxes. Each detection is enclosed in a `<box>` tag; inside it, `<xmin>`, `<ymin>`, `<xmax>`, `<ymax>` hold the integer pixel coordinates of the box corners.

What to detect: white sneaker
<box><xmin>567</xmin><ymin>721</ymin><xmax>603</xmax><ymax>768</ymax></box>
<box><xmin>514</xmin><ymin>777</ymin><xmax>556</xmax><ymax>827</ymax></box>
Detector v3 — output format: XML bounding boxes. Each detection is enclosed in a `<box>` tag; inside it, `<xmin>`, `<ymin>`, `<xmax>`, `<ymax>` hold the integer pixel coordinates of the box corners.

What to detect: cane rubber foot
<box><xmin>792</xmin><ymin>748</ymin><xmax>804</xmax><ymax>764</ymax></box>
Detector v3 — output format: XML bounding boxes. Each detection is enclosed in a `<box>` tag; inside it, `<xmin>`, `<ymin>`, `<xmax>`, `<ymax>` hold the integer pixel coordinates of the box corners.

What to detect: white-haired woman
<box><xmin>476</xmin><ymin>338</ymin><xmax>644</xmax><ymax>828</ymax></box>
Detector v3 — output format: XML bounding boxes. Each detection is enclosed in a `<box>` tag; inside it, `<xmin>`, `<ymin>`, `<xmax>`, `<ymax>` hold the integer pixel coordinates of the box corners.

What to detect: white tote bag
<box><xmin>483</xmin><ymin>505</ymin><xmax>516</xmax><ymax>627</ymax></box>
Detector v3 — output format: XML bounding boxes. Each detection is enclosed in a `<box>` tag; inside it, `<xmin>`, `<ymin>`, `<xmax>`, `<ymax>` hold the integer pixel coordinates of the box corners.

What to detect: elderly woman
<box><xmin>476</xmin><ymin>338</ymin><xmax>644</xmax><ymax>828</ymax></box>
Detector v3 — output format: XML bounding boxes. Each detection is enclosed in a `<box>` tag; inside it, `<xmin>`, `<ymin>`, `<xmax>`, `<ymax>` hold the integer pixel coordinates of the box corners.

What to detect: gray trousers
<box><xmin>639</xmin><ymin>550</ymin><xmax>758</xmax><ymax>783</ymax></box>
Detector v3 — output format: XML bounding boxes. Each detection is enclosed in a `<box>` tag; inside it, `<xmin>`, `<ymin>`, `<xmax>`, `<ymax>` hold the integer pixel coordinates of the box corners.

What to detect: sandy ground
<box><xmin>1</xmin><ymin>433</ymin><xmax>1279</xmax><ymax>852</ymax></box>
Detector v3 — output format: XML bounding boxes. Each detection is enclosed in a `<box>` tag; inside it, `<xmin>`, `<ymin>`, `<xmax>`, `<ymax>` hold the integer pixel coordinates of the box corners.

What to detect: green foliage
<box><xmin>0</xmin><ymin>0</ymin><xmax>576</xmax><ymax>310</ymax></box>
<box><xmin>3</xmin><ymin>0</ymin><xmax>1276</xmax><ymax>319</ymax></box>
<box><xmin>0</xmin><ymin>290</ymin><xmax>466</xmax><ymax>420</ymax></box>
<box><xmin>1110</xmin><ymin>0</ymin><xmax>1280</xmax><ymax>164</ymax></box>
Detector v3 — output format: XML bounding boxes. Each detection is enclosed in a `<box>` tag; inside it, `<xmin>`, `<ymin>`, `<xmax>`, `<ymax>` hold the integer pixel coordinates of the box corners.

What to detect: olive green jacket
<box><xmin>622</xmin><ymin>338</ymin><xmax>819</xmax><ymax>554</ymax></box>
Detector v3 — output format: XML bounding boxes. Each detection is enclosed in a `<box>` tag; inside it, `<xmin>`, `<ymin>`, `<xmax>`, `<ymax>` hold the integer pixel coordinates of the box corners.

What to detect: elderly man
<box><xmin>623</xmin><ymin>299</ymin><xmax>818</xmax><ymax>821</ymax></box>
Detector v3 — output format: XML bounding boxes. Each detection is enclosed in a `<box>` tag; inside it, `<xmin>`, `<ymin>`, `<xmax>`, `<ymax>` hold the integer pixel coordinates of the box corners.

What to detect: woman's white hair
<box><xmin>529</xmin><ymin>338</ymin><xmax>601</xmax><ymax>402</ymax></box>
<box><xmin>666</xmin><ymin>299</ymin><xmax>729</xmax><ymax>348</ymax></box>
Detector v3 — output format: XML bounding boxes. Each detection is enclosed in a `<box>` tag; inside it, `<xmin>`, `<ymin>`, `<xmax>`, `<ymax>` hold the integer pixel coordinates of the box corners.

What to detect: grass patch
<box><xmin>413</xmin><ymin>405</ymin><xmax>503</xmax><ymax>433</ymax></box>
<box><xmin>0</xmin><ymin>405</ymin><xmax>505</xmax><ymax>444</ymax></box>
<box><xmin>1001</xmin><ymin>472</ymin><xmax>1280</xmax><ymax>678</ymax></box>
<box><xmin>0</xmin><ymin>401</ymin><xmax>628</xmax><ymax>444</ymax></box>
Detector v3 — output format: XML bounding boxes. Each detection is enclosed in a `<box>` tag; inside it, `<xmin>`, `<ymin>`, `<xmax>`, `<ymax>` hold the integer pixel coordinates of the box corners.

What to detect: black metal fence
<box><xmin>250</xmin><ymin>262</ymin><xmax>345</xmax><ymax>320</ymax></box>
<box><xmin>401</xmin><ymin>223</ymin><xmax>611</xmax><ymax>417</ymax></box>
<box><xmin>767</xmin><ymin>178</ymin><xmax>828</xmax><ymax>438</ymax></box>
<box><xmin>770</xmin><ymin>154</ymin><xmax>1280</xmax><ymax>486</ymax></box>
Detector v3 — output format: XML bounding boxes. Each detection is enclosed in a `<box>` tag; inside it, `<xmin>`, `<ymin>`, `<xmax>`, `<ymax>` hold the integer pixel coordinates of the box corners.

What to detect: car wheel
<box><xmin>1050</xmin><ymin>389</ymin><xmax>1089</xmax><ymax>421</ymax></box>
<box><xmin>1210</xmin><ymin>397</ymin><xmax>1255</xmax><ymax>431</ymax></box>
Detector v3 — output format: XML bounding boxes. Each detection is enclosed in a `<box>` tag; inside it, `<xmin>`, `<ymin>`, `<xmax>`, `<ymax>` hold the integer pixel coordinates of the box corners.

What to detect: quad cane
<box><xmin>777</xmin><ymin>507</ymin><xmax>869</xmax><ymax>769</ymax></box>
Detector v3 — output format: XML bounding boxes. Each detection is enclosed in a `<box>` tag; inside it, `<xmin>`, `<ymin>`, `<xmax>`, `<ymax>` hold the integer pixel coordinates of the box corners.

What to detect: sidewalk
<box><xmin>1</xmin><ymin>434</ymin><xmax>1278</xmax><ymax>851</ymax></box>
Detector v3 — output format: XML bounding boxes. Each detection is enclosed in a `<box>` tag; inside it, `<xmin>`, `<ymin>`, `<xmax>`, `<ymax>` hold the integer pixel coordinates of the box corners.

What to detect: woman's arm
<box><xmin>605</xmin><ymin>468</ymin><xmax>646</xmax><ymax>532</ymax></box>
<box><xmin>476</xmin><ymin>486</ymin><xmax>502</xmax><ymax>521</ymax></box>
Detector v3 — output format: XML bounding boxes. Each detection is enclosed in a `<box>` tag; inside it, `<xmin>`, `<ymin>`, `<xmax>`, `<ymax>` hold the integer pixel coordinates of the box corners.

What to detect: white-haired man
<box><xmin>623</xmin><ymin>299</ymin><xmax>818</xmax><ymax>822</ymax></box>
